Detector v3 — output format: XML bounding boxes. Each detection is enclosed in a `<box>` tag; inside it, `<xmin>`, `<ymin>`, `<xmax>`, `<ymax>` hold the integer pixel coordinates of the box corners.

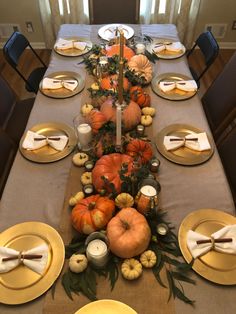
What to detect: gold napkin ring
<box><xmin>210</xmin><ymin>236</ymin><xmax>215</xmax><ymax>249</ymax></box>
<box><xmin>18</xmin><ymin>251</ymin><xmax>23</xmax><ymax>263</ymax></box>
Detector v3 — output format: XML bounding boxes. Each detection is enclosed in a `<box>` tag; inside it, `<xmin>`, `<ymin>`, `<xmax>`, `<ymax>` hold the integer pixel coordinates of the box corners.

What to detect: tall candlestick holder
<box><xmin>115</xmin><ymin>101</ymin><xmax>126</xmax><ymax>153</ymax></box>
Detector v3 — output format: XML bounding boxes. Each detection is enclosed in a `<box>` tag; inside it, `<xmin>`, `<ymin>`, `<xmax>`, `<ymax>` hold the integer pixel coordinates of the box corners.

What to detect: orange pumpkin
<box><xmin>107</xmin><ymin>207</ymin><xmax>151</xmax><ymax>258</ymax></box>
<box><xmin>92</xmin><ymin>153</ymin><xmax>133</xmax><ymax>193</ymax></box>
<box><xmin>100</xmin><ymin>98</ymin><xmax>141</xmax><ymax>131</ymax></box>
<box><xmin>100</xmin><ymin>74</ymin><xmax>130</xmax><ymax>92</ymax></box>
<box><xmin>106</xmin><ymin>44</ymin><xmax>135</xmax><ymax>61</ymax></box>
<box><xmin>126</xmin><ymin>139</ymin><xmax>153</xmax><ymax>164</ymax></box>
<box><xmin>130</xmin><ymin>86</ymin><xmax>151</xmax><ymax>108</ymax></box>
<box><xmin>71</xmin><ymin>194</ymin><xmax>115</xmax><ymax>234</ymax></box>
<box><xmin>86</xmin><ymin>110</ymin><xmax>107</xmax><ymax>133</ymax></box>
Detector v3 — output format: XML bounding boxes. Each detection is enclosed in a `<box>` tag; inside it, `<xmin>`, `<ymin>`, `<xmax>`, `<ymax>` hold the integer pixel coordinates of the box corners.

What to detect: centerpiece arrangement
<box><xmin>61</xmin><ymin>29</ymin><xmax>195</xmax><ymax>305</ymax></box>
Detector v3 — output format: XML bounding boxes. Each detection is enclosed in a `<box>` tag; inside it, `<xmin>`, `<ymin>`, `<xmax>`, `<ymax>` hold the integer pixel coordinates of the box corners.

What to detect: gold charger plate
<box><xmin>148</xmin><ymin>38</ymin><xmax>186</xmax><ymax>59</ymax></box>
<box><xmin>74</xmin><ymin>299</ymin><xmax>137</xmax><ymax>314</ymax></box>
<box><xmin>0</xmin><ymin>221</ymin><xmax>65</xmax><ymax>304</ymax></box>
<box><xmin>156</xmin><ymin>124</ymin><xmax>214</xmax><ymax>166</ymax></box>
<box><xmin>54</xmin><ymin>37</ymin><xmax>92</xmax><ymax>57</ymax></box>
<box><xmin>40</xmin><ymin>71</ymin><xmax>85</xmax><ymax>99</ymax></box>
<box><xmin>19</xmin><ymin>122</ymin><xmax>77</xmax><ymax>163</ymax></box>
<box><xmin>151</xmin><ymin>72</ymin><xmax>197</xmax><ymax>101</ymax></box>
<box><xmin>178</xmin><ymin>209</ymin><xmax>236</xmax><ymax>285</ymax></box>
<box><xmin>98</xmin><ymin>24</ymin><xmax>134</xmax><ymax>41</ymax></box>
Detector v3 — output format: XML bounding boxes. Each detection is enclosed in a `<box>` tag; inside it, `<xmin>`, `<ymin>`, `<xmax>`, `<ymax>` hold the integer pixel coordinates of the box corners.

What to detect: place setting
<box><xmin>178</xmin><ymin>208</ymin><xmax>236</xmax><ymax>285</ymax></box>
<box><xmin>151</xmin><ymin>72</ymin><xmax>198</xmax><ymax>101</ymax></box>
<box><xmin>0</xmin><ymin>221</ymin><xmax>65</xmax><ymax>304</ymax></box>
<box><xmin>156</xmin><ymin>124</ymin><xmax>214</xmax><ymax>165</ymax></box>
<box><xmin>147</xmin><ymin>38</ymin><xmax>186</xmax><ymax>59</ymax></box>
<box><xmin>39</xmin><ymin>71</ymin><xmax>85</xmax><ymax>99</ymax></box>
<box><xmin>19</xmin><ymin>122</ymin><xmax>77</xmax><ymax>163</ymax></box>
<box><xmin>54</xmin><ymin>37</ymin><xmax>92</xmax><ymax>57</ymax></box>
<box><xmin>98</xmin><ymin>24</ymin><xmax>134</xmax><ymax>41</ymax></box>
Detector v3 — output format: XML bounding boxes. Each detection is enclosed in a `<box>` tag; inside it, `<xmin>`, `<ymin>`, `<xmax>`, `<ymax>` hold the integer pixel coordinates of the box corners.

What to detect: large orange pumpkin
<box><xmin>100</xmin><ymin>74</ymin><xmax>130</xmax><ymax>92</ymax></box>
<box><xmin>71</xmin><ymin>194</ymin><xmax>115</xmax><ymax>234</ymax></box>
<box><xmin>86</xmin><ymin>110</ymin><xmax>107</xmax><ymax>133</ymax></box>
<box><xmin>92</xmin><ymin>153</ymin><xmax>133</xmax><ymax>193</ymax></box>
<box><xmin>106</xmin><ymin>207</ymin><xmax>151</xmax><ymax>258</ymax></box>
<box><xmin>106</xmin><ymin>44</ymin><xmax>135</xmax><ymax>61</ymax></box>
<box><xmin>130</xmin><ymin>86</ymin><xmax>151</xmax><ymax>108</ymax></box>
<box><xmin>100</xmin><ymin>98</ymin><xmax>141</xmax><ymax>131</ymax></box>
<box><xmin>126</xmin><ymin>139</ymin><xmax>153</xmax><ymax>164</ymax></box>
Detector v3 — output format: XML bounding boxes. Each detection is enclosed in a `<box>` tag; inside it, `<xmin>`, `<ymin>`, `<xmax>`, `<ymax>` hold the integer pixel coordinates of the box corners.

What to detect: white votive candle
<box><xmin>136</xmin><ymin>43</ymin><xmax>145</xmax><ymax>54</ymax></box>
<box><xmin>77</xmin><ymin>123</ymin><xmax>92</xmax><ymax>150</ymax></box>
<box><xmin>140</xmin><ymin>185</ymin><xmax>157</xmax><ymax>197</ymax></box>
<box><xmin>86</xmin><ymin>239</ymin><xmax>109</xmax><ymax>268</ymax></box>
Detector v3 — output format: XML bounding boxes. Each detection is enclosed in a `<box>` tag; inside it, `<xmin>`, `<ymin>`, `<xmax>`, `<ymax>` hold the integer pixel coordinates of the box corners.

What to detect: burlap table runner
<box><xmin>42</xmin><ymin>23</ymin><xmax>178</xmax><ymax>313</ymax></box>
<box><xmin>42</xmin><ymin>158</ymin><xmax>175</xmax><ymax>314</ymax></box>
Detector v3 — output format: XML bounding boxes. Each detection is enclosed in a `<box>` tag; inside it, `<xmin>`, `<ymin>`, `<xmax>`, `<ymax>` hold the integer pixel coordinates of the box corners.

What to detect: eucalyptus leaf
<box><xmin>62</xmin><ymin>272</ymin><xmax>73</xmax><ymax>300</ymax></box>
<box><xmin>173</xmin><ymin>285</ymin><xmax>195</xmax><ymax>305</ymax></box>
<box><xmin>171</xmin><ymin>271</ymin><xmax>195</xmax><ymax>284</ymax></box>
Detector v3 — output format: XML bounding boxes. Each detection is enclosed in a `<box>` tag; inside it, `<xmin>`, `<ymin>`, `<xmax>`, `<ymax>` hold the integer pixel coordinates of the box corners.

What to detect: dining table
<box><xmin>0</xmin><ymin>23</ymin><xmax>235</xmax><ymax>314</ymax></box>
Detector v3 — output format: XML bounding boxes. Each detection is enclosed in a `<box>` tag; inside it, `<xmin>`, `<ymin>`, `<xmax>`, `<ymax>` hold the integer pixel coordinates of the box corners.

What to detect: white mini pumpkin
<box><xmin>69</xmin><ymin>254</ymin><xmax>88</xmax><ymax>273</ymax></box>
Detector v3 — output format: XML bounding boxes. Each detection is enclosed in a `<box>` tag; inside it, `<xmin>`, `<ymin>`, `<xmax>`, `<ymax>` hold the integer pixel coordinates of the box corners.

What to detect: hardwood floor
<box><xmin>0</xmin><ymin>48</ymin><xmax>235</xmax><ymax>99</ymax></box>
<box><xmin>0</xmin><ymin>49</ymin><xmax>51</xmax><ymax>99</ymax></box>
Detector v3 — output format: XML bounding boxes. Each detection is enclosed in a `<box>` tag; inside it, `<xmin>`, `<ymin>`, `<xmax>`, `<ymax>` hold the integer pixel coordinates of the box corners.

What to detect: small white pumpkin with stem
<box><xmin>69</xmin><ymin>254</ymin><xmax>88</xmax><ymax>273</ymax></box>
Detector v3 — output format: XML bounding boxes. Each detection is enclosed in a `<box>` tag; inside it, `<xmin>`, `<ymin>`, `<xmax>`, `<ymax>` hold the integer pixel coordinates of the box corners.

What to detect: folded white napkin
<box><xmin>0</xmin><ymin>244</ymin><xmax>49</xmax><ymax>275</ymax></box>
<box><xmin>22</xmin><ymin>130</ymin><xmax>68</xmax><ymax>151</ymax></box>
<box><xmin>56</xmin><ymin>38</ymin><xmax>87</xmax><ymax>50</ymax></box>
<box><xmin>159</xmin><ymin>80</ymin><xmax>197</xmax><ymax>93</ymax></box>
<box><xmin>163</xmin><ymin>132</ymin><xmax>211</xmax><ymax>151</ymax></box>
<box><xmin>153</xmin><ymin>41</ymin><xmax>183</xmax><ymax>53</ymax></box>
<box><xmin>187</xmin><ymin>225</ymin><xmax>236</xmax><ymax>259</ymax></box>
<box><xmin>42</xmin><ymin>77</ymin><xmax>78</xmax><ymax>91</ymax></box>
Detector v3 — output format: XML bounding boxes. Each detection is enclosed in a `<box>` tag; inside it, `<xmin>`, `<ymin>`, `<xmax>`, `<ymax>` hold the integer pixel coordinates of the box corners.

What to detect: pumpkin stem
<box><xmin>121</xmin><ymin>219</ymin><xmax>130</xmax><ymax>230</ymax></box>
<box><xmin>88</xmin><ymin>202</ymin><xmax>96</xmax><ymax>210</ymax></box>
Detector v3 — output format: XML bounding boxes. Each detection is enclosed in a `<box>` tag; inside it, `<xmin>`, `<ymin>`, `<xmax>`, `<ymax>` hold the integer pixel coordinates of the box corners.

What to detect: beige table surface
<box><xmin>0</xmin><ymin>24</ymin><xmax>235</xmax><ymax>314</ymax></box>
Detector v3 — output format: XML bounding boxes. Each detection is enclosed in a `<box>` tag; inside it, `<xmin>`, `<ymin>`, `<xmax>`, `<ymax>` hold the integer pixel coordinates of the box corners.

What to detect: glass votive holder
<box><xmin>83</xmin><ymin>184</ymin><xmax>94</xmax><ymax>196</ymax></box>
<box><xmin>135</xmin><ymin>178</ymin><xmax>161</xmax><ymax>214</ymax></box>
<box><xmin>136</xmin><ymin>124</ymin><xmax>145</xmax><ymax>136</ymax></box>
<box><xmin>73</xmin><ymin>115</ymin><xmax>92</xmax><ymax>152</ymax></box>
<box><xmin>149</xmin><ymin>157</ymin><xmax>161</xmax><ymax>173</ymax></box>
<box><xmin>156</xmin><ymin>223</ymin><xmax>169</xmax><ymax>236</ymax></box>
<box><xmin>135</xmin><ymin>36</ymin><xmax>146</xmax><ymax>54</ymax></box>
<box><xmin>84</xmin><ymin>160</ymin><xmax>95</xmax><ymax>171</ymax></box>
<box><xmin>85</xmin><ymin>231</ymin><xmax>110</xmax><ymax>269</ymax></box>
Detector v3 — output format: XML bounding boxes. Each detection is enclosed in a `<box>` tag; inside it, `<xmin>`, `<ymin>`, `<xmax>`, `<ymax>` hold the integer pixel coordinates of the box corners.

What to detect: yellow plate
<box><xmin>20</xmin><ymin>122</ymin><xmax>77</xmax><ymax>163</ymax></box>
<box><xmin>74</xmin><ymin>299</ymin><xmax>137</xmax><ymax>314</ymax></box>
<box><xmin>151</xmin><ymin>72</ymin><xmax>197</xmax><ymax>101</ymax></box>
<box><xmin>98</xmin><ymin>24</ymin><xmax>134</xmax><ymax>41</ymax></box>
<box><xmin>0</xmin><ymin>221</ymin><xmax>65</xmax><ymax>304</ymax></box>
<box><xmin>148</xmin><ymin>38</ymin><xmax>186</xmax><ymax>60</ymax></box>
<box><xmin>54</xmin><ymin>37</ymin><xmax>92</xmax><ymax>57</ymax></box>
<box><xmin>156</xmin><ymin>124</ymin><xmax>214</xmax><ymax>165</ymax></box>
<box><xmin>178</xmin><ymin>209</ymin><xmax>236</xmax><ymax>285</ymax></box>
<box><xmin>40</xmin><ymin>71</ymin><xmax>85</xmax><ymax>99</ymax></box>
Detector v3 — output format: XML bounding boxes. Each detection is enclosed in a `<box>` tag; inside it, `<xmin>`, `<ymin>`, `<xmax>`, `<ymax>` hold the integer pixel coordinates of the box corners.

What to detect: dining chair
<box><xmin>0</xmin><ymin>75</ymin><xmax>35</xmax><ymax>144</ymax></box>
<box><xmin>201</xmin><ymin>52</ymin><xmax>236</xmax><ymax>142</ymax></box>
<box><xmin>88</xmin><ymin>0</ymin><xmax>140</xmax><ymax>24</ymax></box>
<box><xmin>0</xmin><ymin>129</ymin><xmax>17</xmax><ymax>198</ymax></box>
<box><xmin>217</xmin><ymin>125</ymin><xmax>236</xmax><ymax>205</ymax></box>
<box><xmin>187</xmin><ymin>31</ymin><xmax>219</xmax><ymax>87</ymax></box>
<box><xmin>3</xmin><ymin>31</ymin><xmax>47</xmax><ymax>94</ymax></box>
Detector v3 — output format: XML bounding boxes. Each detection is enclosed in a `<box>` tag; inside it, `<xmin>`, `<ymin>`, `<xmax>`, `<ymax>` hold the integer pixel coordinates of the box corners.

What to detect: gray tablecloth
<box><xmin>0</xmin><ymin>24</ymin><xmax>235</xmax><ymax>314</ymax></box>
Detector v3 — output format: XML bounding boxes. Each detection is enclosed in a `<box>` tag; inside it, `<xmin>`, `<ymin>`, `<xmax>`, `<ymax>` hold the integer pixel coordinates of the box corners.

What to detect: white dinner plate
<box><xmin>98</xmin><ymin>24</ymin><xmax>134</xmax><ymax>41</ymax></box>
